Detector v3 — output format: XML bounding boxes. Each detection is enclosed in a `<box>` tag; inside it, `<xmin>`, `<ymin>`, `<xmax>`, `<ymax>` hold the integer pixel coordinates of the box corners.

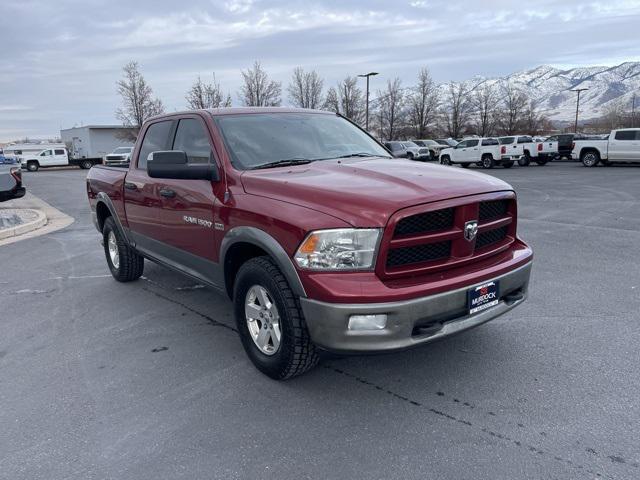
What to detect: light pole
<box><xmin>571</xmin><ymin>88</ymin><xmax>588</xmax><ymax>133</ymax></box>
<box><xmin>358</xmin><ymin>72</ymin><xmax>379</xmax><ymax>131</ymax></box>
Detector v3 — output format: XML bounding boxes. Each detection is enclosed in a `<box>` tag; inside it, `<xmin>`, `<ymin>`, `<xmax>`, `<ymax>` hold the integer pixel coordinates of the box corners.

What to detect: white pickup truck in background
<box><xmin>20</xmin><ymin>147</ymin><xmax>102</xmax><ymax>171</ymax></box>
<box><xmin>439</xmin><ymin>137</ymin><xmax>506</xmax><ymax>169</ymax></box>
<box><xmin>572</xmin><ymin>128</ymin><xmax>640</xmax><ymax>167</ymax></box>
<box><xmin>498</xmin><ymin>135</ymin><xmax>551</xmax><ymax>166</ymax></box>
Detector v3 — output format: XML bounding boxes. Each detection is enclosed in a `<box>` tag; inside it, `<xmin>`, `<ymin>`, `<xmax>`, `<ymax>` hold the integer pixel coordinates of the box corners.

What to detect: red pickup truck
<box><xmin>87</xmin><ymin>108</ymin><xmax>533</xmax><ymax>379</ymax></box>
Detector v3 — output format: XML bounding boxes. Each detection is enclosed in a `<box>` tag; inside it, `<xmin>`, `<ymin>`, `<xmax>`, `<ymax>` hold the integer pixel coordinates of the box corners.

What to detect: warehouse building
<box><xmin>60</xmin><ymin>125</ymin><xmax>137</xmax><ymax>160</ymax></box>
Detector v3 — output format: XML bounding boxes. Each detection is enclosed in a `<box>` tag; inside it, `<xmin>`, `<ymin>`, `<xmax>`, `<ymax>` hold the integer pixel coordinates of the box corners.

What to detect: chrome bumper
<box><xmin>300</xmin><ymin>262</ymin><xmax>532</xmax><ymax>353</ymax></box>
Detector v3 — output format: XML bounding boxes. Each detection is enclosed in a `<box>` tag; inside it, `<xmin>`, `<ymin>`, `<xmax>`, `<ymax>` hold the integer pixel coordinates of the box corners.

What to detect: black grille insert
<box><xmin>475</xmin><ymin>226</ymin><xmax>507</xmax><ymax>249</ymax></box>
<box><xmin>479</xmin><ymin>200</ymin><xmax>508</xmax><ymax>221</ymax></box>
<box><xmin>394</xmin><ymin>208</ymin><xmax>454</xmax><ymax>237</ymax></box>
<box><xmin>387</xmin><ymin>241</ymin><xmax>451</xmax><ymax>267</ymax></box>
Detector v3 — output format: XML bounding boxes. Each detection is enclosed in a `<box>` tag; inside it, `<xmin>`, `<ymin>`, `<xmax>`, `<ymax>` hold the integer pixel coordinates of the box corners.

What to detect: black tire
<box><xmin>27</xmin><ymin>161</ymin><xmax>39</xmax><ymax>172</ymax></box>
<box><xmin>581</xmin><ymin>150</ymin><xmax>600</xmax><ymax>167</ymax></box>
<box><xmin>502</xmin><ymin>161</ymin><xmax>514</xmax><ymax>169</ymax></box>
<box><xmin>535</xmin><ymin>159</ymin><xmax>548</xmax><ymax>166</ymax></box>
<box><xmin>102</xmin><ymin>216</ymin><xmax>144</xmax><ymax>282</ymax></box>
<box><xmin>440</xmin><ymin>155</ymin><xmax>451</xmax><ymax>166</ymax></box>
<box><xmin>481</xmin><ymin>155</ymin><xmax>495</xmax><ymax>169</ymax></box>
<box><xmin>406</xmin><ymin>152</ymin><xmax>414</xmax><ymax>160</ymax></box>
<box><xmin>234</xmin><ymin>256</ymin><xmax>318</xmax><ymax>380</ymax></box>
<box><xmin>518</xmin><ymin>153</ymin><xmax>531</xmax><ymax>166</ymax></box>
<box><xmin>460</xmin><ymin>163</ymin><xmax>470</xmax><ymax>168</ymax></box>
<box><xmin>80</xmin><ymin>160</ymin><xmax>93</xmax><ymax>169</ymax></box>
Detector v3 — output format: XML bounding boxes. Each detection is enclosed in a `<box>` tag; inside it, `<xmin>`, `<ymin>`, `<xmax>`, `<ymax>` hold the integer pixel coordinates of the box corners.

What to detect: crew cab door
<box><xmin>37</xmin><ymin>150</ymin><xmax>55</xmax><ymax>167</ymax></box>
<box><xmin>452</xmin><ymin>140</ymin><xmax>467</xmax><ymax>162</ymax></box>
<box><xmin>609</xmin><ymin>130</ymin><xmax>640</xmax><ymax>161</ymax></box>
<box><xmin>151</xmin><ymin>116</ymin><xmax>222</xmax><ymax>274</ymax></box>
<box><xmin>53</xmin><ymin>149</ymin><xmax>68</xmax><ymax>166</ymax></box>
<box><xmin>464</xmin><ymin>139</ymin><xmax>480</xmax><ymax>162</ymax></box>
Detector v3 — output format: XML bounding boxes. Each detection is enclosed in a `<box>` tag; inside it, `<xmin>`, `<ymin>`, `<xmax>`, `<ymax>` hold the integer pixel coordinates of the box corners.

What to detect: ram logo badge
<box><xmin>464</xmin><ymin>220</ymin><xmax>478</xmax><ymax>242</ymax></box>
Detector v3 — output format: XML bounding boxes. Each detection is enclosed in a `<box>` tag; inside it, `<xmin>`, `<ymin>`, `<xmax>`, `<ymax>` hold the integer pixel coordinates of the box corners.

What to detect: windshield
<box><xmin>113</xmin><ymin>147</ymin><xmax>132</xmax><ymax>154</ymax></box>
<box><xmin>214</xmin><ymin>113</ymin><xmax>390</xmax><ymax>170</ymax></box>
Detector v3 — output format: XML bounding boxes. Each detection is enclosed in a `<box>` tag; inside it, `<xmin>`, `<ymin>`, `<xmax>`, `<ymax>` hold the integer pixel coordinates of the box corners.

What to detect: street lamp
<box><xmin>358</xmin><ymin>72</ymin><xmax>379</xmax><ymax>131</ymax></box>
<box><xmin>571</xmin><ymin>88</ymin><xmax>588</xmax><ymax>133</ymax></box>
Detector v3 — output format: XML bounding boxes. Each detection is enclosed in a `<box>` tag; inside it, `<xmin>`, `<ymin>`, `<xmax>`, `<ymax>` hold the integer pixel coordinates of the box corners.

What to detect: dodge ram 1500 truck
<box><xmin>87</xmin><ymin>108</ymin><xmax>533</xmax><ymax>379</ymax></box>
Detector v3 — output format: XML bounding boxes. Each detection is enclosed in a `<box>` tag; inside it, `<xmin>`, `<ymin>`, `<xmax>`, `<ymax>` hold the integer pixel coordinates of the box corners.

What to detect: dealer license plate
<box><xmin>467</xmin><ymin>281</ymin><xmax>500</xmax><ymax>315</ymax></box>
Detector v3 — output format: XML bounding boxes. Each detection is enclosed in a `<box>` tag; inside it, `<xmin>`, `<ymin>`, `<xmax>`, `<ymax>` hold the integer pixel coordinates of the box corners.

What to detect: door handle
<box><xmin>124</xmin><ymin>182</ymin><xmax>137</xmax><ymax>191</ymax></box>
<box><xmin>159</xmin><ymin>188</ymin><xmax>176</xmax><ymax>198</ymax></box>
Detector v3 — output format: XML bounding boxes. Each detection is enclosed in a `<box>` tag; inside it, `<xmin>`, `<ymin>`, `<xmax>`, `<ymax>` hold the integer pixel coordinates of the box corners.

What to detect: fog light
<box><xmin>348</xmin><ymin>314</ymin><xmax>387</xmax><ymax>331</ymax></box>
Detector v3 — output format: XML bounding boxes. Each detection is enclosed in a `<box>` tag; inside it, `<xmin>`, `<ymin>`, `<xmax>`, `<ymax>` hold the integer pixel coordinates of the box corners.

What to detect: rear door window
<box><xmin>172</xmin><ymin>118</ymin><xmax>212</xmax><ymax>164</ymax></box>
<box><xmin>54</xmin><ymin>149</ymin><xmax>65</xmax><ymax>155</ymax></box>
<box><xmin>517</xmin><ymin>136</ymin><xmax>532</xmax><ymax>143</ymax></box>
<box><xmin>499</xmin><ymin>137</ymin><xmax>515</xmax><ymax>144</ymax></box>
<box><xmin>614</xmin><ymin>130</ymin><xmax>637</xmax><ymax>141</ymax></box>
<box><xmin>138</xmin><ymin>120</ymin><xmax>173</xmax><ymax>169</ymax></box>
<box><xmin>481</xmin><ymin>138</ymin><xmax>498</xmax><ymax>146</ymax></box>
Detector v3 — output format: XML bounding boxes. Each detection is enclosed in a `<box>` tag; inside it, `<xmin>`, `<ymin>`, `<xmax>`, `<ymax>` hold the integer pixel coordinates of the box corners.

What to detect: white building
<box><xmin>60</xmin><ymin>125</ymin><xmax>137</xmax><ymax>159</ymax></box>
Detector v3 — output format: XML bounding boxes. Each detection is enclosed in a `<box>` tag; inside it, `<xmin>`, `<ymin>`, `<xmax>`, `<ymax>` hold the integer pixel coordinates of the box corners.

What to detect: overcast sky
<box><xmin>2</xmin><ymin>0</ymin><xmax>640</xmax><ymax>141</ymax></box>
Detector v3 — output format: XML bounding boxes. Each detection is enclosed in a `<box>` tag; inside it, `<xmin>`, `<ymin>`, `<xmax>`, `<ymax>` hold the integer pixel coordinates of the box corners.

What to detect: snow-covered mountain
<box><xmin>449</xmin><ymin>62</ymin><xmax>640</xmax><ymax>121</ymax></box>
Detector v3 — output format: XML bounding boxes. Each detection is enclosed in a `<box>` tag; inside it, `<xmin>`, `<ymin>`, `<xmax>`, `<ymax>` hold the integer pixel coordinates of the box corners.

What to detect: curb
<box><xmin>0</xmin><ymin>209</ymin><xmax>48</xmax><ymax>240</ymax></box>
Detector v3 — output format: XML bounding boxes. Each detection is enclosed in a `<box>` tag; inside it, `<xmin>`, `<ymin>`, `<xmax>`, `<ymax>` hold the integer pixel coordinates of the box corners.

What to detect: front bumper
<box><xmin>300</xmin><ymin>261</ymin><xmax>531</xmax><ymax>353</ymax></box>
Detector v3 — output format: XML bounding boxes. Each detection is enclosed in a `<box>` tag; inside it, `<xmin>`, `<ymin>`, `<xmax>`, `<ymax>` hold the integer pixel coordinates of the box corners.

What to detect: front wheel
<box><xmin>80</xmin><ymin>160</ymin><xmax>93</xmax><ymax>169</ymax></box>
<box><xmin>518</xmin><ymin>153</ymin><xmax>531</xmax><ymax>166</ymax></box>
<box><xmin>27</xmin><ymin>161</ymin><xmax>39</xmax><ymax>172</ymax></box>
<box><xmin>234</xmin><ymin>257</ymin><xmax>318</xmax><ymax>380</ymax></box>
<box><xmin>581</xmin><ymin>151</ymin><xmax>600</xmax><ymax>167</ymax></box>
<box><xmin>440</xmin><ymin>155</ymin><xmax>451</xmax><ymax>166</ymax></box>
<box><xmin>103</xmin><ymin>217</ymin><xmax>144</xmax><ymax>282</ymax></box>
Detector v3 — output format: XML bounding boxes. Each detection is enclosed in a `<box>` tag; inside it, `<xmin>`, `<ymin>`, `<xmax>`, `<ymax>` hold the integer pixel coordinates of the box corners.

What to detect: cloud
<box><xmin>1</xmin><ymin>0</ymin><xmax>639</xmax><ymax>140</ymax></box>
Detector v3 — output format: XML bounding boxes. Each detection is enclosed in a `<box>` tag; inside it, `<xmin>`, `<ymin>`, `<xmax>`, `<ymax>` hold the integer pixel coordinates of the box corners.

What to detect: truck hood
<box><xmin>240</xmin><ymin>158</ymin><xmax>513</xmax><ymax>227</ymax></box>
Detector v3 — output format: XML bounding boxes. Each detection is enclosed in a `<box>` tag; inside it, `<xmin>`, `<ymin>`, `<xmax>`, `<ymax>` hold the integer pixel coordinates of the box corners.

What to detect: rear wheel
<box><xmin>502</xmin><ymin>161</ymin><xmax>514</xmax><ymax>169</ymax></box>
<box><xmin>518</xmin><ymin>152</ymin><xmax>531</xmax><ymax>166</ymax></box>
<box><xmin>581</xmin><ymin>151</ymin><xmax>600</xmax><ymax>167</ymax></box>
<box><xmin>103</xmin><ymin>217</ymin><xmax>144</xmax><ymax>282</ymax></box>
<box><xmin>481</xmin><ymin>155</ymin><xmax>495</xmax><ymax>169</ymax></box>
<box><xmin>27</xmin><ymin>161</ymin><xmax>39</xmax><ymax>172</ymax></box>
<box><xmin>234</xmin><ymin>257</ymin><xmax>318</xmax><ymax>380</ymax></box>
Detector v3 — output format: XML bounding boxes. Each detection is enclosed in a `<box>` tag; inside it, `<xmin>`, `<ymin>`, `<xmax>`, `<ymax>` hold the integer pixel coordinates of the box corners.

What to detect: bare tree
<box><xmin>323</xmin><ymin>86</ymin><xmax>340</xmax><ymax>113</ymax></box>
<box><xmin>496</xmin><ymin>83</ymin><xmax>529</xmax><ymax>135</ymax></box>
<box><xmin>186</xmin><ymin>74</ymin><xmax>231</xmax><ymax>109</ymax></box>
<box><xmin>287</xmin><ymin>67</ymin><xmax>324</xmax><ymax>109</ymax></box>
<box><xmin>239</xmin><ymin>61</ymin><xmax>282</xmax><ymax>106</ymax></box>
<box><xmin>116</xmin><ymin>61</ymin><xmax>164</xmax><ymax>135</ymax></box>
<box><xmin>522</xmin><ymin>100</ymin><xmax>547</xmax><ymax>135</ymax></box>
<box><xmin>377</xmin><ymin>78</ymin><xmax>404</xmax><ymax>140</ymax></box>
<box><xmin>407</xmin><ymin>68</ymin><xmax>439</xmax><ymax>138</ymax></box>
<box><xmin>441</xmin><ymin>81</ymin><xmax>471</xmax><ymax>138</ymax></box>
<box><xmin>472</xmin><ymin>82</ymin><xmax>499</xmax><ymax>137</ymax></box>
<box><xmin>337</xmin><ymin>76</ymin><xmax>365</xmax><ymax>124</ymax></box>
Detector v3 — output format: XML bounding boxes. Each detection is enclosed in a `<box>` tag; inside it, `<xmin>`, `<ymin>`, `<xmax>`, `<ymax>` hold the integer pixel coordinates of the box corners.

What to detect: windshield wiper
<box><xmin>334</xmin><ymin>152</ymin><xmax>388</xmax><ymax>159</ymax></box>
<box><xmin>250</xmin><ymin>158</ymin><xmax>314</xmax><ymax>170</ymax></box>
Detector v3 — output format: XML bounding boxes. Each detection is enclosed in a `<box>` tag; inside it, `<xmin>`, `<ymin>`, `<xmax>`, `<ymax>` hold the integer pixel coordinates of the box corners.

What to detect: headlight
<box><xmin>294</xmin><ymin>228</ymin><xmax>381</xmax><ymax>270</ymax></box>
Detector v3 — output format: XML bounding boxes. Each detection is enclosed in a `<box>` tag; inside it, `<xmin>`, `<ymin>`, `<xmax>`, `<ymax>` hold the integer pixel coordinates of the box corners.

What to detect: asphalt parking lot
<box><xmin>1</xmin><ymin>162</ymin><xmax>639</xmax><ymax>479</ymax></box>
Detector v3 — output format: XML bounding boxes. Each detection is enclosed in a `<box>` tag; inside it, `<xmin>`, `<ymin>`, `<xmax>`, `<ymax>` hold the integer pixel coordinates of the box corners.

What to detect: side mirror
<box><xmin>147</xmin><ymin>151</ymin><xmax>219</xmax><ymax>181</ymax></box>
